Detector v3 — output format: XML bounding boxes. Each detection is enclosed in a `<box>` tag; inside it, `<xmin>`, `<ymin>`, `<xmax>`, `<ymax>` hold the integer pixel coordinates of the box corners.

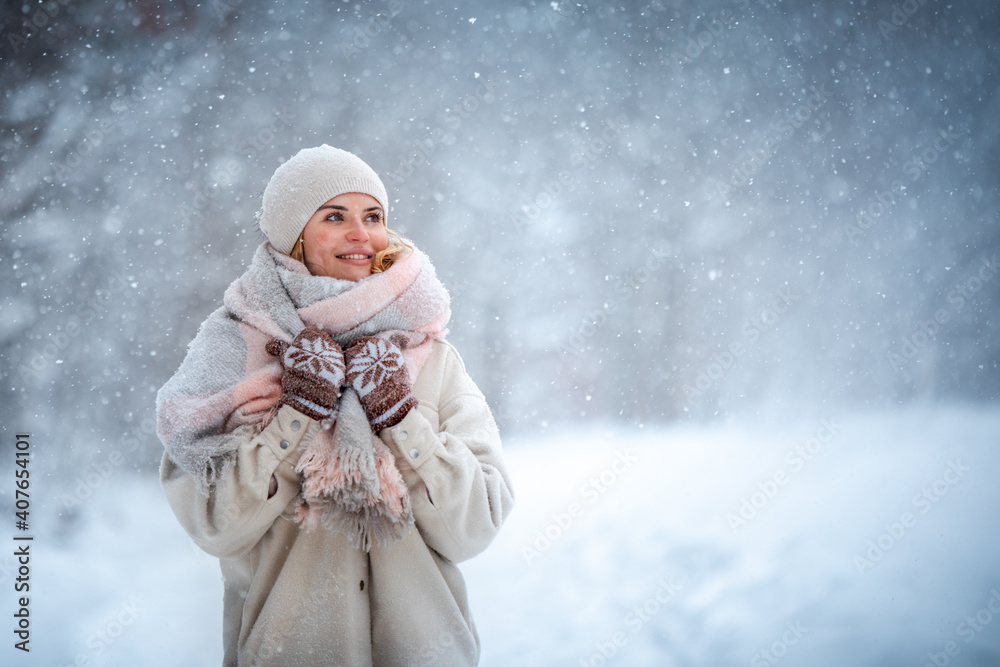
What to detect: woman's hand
<box><xmin>344</xmin><ymin>336</ymin><xmax>419</xmax><ymax>430</ymax></box>
<box><xmin>266</xmin><ymin>325</ymin><xmax>345</xmax><ymax>422</ymax></box>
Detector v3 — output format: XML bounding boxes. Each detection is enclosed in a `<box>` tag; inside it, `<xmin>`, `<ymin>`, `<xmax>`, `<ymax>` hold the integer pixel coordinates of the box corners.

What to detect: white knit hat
<box><xmin>257</xmin><ymin>145</ymin><xmax>388</xmax><ymax>253</ymax></box>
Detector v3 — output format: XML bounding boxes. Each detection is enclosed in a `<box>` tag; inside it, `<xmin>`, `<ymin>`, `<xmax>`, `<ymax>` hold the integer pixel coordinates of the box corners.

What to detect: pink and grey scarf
<box><xmin>156</xmin><ymin>241</ymin><xmax>450</xmax><ymax>550</ymax></box>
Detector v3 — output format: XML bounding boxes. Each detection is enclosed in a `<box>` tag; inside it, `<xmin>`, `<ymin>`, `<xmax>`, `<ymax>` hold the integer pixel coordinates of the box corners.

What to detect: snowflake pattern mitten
<box><xmin>266</xmin><ymin>325</ymin><xmax>345</xmax><ymax>422</ymax></box>
<box><xmin>344</xmin><ymin>336</ymin><xmax>419</xmax><ymax>430</ymax></box>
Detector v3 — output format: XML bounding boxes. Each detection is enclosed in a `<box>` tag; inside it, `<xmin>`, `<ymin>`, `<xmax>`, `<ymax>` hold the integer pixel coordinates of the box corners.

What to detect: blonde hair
<box><xmin>289</xmin><ymin>227</ymin><xmax>412</xmax><ymax>275</ymax></box>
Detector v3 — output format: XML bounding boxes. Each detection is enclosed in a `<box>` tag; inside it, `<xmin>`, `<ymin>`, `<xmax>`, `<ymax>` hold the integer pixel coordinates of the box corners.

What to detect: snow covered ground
<box><xmin>7</xmin><ymin>405</ymin><xmax>1000</xmax><ymax>666</ymax></box>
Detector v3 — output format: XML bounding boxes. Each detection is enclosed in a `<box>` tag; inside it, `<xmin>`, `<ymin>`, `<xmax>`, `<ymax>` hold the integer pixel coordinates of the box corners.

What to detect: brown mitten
<box><xmin>344</xmin><ymin>336</ymin><xmax>418</xmax><ymax>430</ymax></box>
<box><xmin>266</xmin><ymin>325</ymin><xmax>345</xmax><ymax>422</ymax></box>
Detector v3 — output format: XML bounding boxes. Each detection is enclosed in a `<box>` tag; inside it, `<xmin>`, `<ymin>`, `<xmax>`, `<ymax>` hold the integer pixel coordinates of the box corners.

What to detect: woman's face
<box><xmin>301</xmin><ymin>192</ymin><xmax>388</xmax><ymax>281</ymax></box>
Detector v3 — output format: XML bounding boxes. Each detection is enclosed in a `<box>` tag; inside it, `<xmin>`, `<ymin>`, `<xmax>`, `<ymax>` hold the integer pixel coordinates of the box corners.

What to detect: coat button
<box><xmin>280</xmin><ymin>440</ymin><xmax>290</xmax><ymax>449</ymax></box>
<box><xmin>290</xmin><ymin>420</ymin><xmax>301</xmax><ymax>431</ymax></box>
<box><xmin>398</xmin><ymin>430</ymin><xmax>408</xmax><ymax>441</ymax></box>
<box><xmin>409</xmin><ymin>448</ymin><xmax>419</xmax><ymax>459</ymax></box>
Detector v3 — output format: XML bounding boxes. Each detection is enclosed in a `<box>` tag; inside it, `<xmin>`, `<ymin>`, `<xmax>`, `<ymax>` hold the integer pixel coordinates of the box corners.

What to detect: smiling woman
<box><xmin>156</xmin><ymin>144</ymin><xmax>514</xmax><ymax>666</ymax></box>
<box><xmin>298</xmin><ymin>193</ymin><xmax>388</xmax><ymax>281</ymax></box>
<box><xmin>289</xmin><ymin>192</ymin><xmax>411</xmax><ymax>282</ymax></box>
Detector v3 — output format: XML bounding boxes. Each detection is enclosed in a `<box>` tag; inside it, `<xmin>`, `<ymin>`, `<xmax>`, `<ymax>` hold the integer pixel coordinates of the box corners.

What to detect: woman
<box><xmin>156</xmin><ymin>145</ymin><xmax>514</xmax><ymax>666</ymax></box>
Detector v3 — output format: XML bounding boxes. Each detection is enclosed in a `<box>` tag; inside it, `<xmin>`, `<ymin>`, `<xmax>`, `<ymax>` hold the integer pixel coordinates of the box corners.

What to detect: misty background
<box><xmin>3</xmin><ymin>0</ymin><xmax>999</xmax><ymax>473</ymax></box>
<box><xmin>1</xmin><ymin>0</ymin><xmax>999</xmax><ymax>665</ymax></box>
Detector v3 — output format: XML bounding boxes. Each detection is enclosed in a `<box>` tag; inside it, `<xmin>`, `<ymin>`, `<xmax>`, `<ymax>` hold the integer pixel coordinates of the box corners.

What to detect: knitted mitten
<box><xmin>344</xmin><ymin>336</ymin><xmax>419</xmax><ymax>430</ymax></box>
<box><xmin>266</xmin><ymin>325</ymin><xmax>345</xmax><ymax>423</ymax></box>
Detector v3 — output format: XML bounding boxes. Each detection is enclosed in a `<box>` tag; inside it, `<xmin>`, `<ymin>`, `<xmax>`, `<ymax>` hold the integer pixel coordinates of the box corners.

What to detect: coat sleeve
<box><xmin>160</xmin><ymin>405</ymin><xmax>317</xmax><ymax>560</ymax></box>
<box><xmin>381</xmin><ymin>342</ymin><xmax>515</xmax><ymax>563</ymax></box>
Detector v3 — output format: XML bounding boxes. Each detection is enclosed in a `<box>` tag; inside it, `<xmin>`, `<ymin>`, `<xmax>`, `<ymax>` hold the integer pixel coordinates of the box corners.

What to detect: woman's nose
<box><xmin>345</xmin><ymin>218</ymin><xmax>368</xmax><ymax>241</ymax></box>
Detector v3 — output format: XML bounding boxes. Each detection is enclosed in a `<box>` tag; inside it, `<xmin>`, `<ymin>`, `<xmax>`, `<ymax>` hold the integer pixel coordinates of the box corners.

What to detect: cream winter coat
<box><xmin>161</xmin><ymin>338</ymin><xmax>514</xmax><ymax>666</ymax></box>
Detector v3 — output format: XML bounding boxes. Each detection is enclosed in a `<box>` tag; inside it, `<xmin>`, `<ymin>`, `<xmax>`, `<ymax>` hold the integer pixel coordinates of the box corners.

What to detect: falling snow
<box><xmin>1</xmin><ymin>1</ymin><xmax>998</xmax><ymax>665</ymax></box>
